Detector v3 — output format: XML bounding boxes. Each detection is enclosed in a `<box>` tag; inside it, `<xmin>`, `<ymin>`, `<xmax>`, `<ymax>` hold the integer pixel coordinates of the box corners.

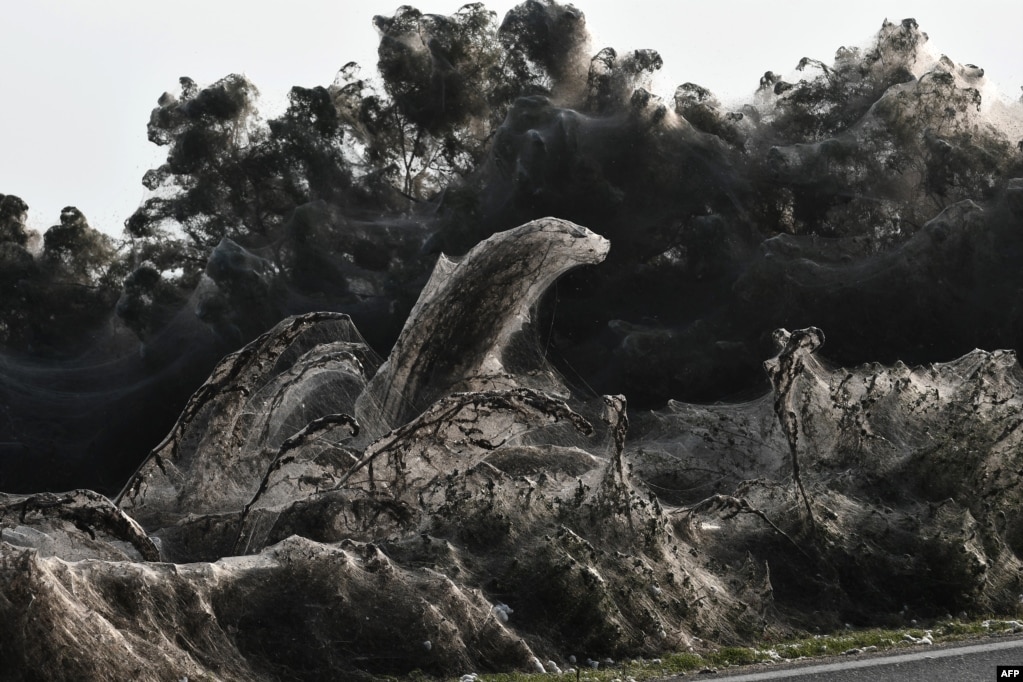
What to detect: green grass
<box><xmin>423</xmin><ymin>616</ymin><xmax>1023</xmax><ymax>682</ymax></box>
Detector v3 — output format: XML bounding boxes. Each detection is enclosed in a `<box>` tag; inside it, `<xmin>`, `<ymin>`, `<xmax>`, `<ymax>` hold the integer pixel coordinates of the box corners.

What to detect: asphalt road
<box><xmin>659</xmin><ymin>637</ymin><xmax>1023</xmax><ymax>681</ymax></box>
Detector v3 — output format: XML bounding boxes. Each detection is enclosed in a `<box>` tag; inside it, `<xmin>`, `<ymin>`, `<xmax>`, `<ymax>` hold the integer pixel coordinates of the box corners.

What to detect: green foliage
<box><xmin>707</xmin><ymin>645</ymin><xmax>761</xmax><ymax>667</ymax></box>
<box><xmin>446</xmin><ymin>617</ymin><xmax>1023</xmax><ymax>682</ymax></box>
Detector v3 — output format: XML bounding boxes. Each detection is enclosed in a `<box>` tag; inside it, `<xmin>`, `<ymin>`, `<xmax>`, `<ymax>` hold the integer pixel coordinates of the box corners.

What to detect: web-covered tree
<box><xmin>673</xmin><ymin>82</ymin><xmax>747</xmax><ymax>148</ymax></box>
<box><xmin>5</xmin><ymin>2</ymin><xmax>1023</xmax><ymax>501</ymax></box>
<box><xmin>119</xmin><ymin>73</ymin><xmax>366</xmax><ymax>339</ymax></box>
<box><xmin>131</xmin><ymin>75</ymin><xmax>360</xmax><ymax>250</ymax></box>
<box><xmin>0</xmin><ymin>194</ymin><xmax>32</xmax><ymax>247</ymax></box>
<box><xmin>42</xmin><ymin>207</ymin><xmax>121</xmax><ymax>288</ymax></box>
<box><xmin>498</xmin><ymin>0</ymin><xmax>590</xmax><ymax>98</ymax></box>
<box><xmin>329</xmin><ymin>0</ymin><xmax>599</xmax><ymax>210</ymax></box>
<box><xmin>0</xmin><ymin>194</ymin><xmax>36</xmax><ymax>346</ymax></box>
<box><xmin>268</xmin><ymin>85</ymin><xmax>352</xmax><ymax>211</ymax></box>
<box><xmin>742</xmin><ymin>18</ymin><xmax>1023</xmax><ymax>242</ymax></box>
<box><xmin>875</xmin><ymin>63</ymin><xmax>1021</xmax><ymax>211</ymax></box>
<box><xmin>125</xmin><ymin>75</ymin><xmax>267</xmax><ymax>283</ymax></box>
<box><xmin>335</xmin><ymin>2</ymin><xmax>578</xmax><ymax>204</ymax></box>
<box><xmin>119</xmin><ymin>0</ymin><xmax>606</xmax><ymax>345</ymax></box>
<box><xmin>584</xmin><ymin>47</ymin><xmax>663</xmax><ymax>115</ymax></box>
<box><xmin>37</xmin><ymin>207</ymin><xmax>124</xmax><ymax>349</ymax></box>
<box><xmin>0</xmin><ymin>203</ymin><xmax>122</xmax><ymax>352</ymax></box>
<box><xmin>764</xmin><ymin>19</ymin><xmax>923</xmax><ymax>143</ymax></box>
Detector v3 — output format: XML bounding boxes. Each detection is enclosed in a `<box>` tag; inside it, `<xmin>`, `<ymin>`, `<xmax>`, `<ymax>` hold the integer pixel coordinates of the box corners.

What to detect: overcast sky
<box><xmin>2</xmin><ymin>1</ymin><xmax>1021</xmax><ymax>236</ymax></box>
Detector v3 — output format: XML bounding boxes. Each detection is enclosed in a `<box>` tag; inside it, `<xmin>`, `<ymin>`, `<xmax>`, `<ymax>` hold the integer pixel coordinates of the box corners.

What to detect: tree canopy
<box><xmin>2</xmin><ymin>1</ymin><xmax>1022</xmax><ymax>408</ymax></box>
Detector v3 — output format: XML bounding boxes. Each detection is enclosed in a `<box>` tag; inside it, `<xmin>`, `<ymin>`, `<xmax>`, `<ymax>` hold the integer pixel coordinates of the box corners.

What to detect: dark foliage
<box><xmin>0</xmin><ymin>203</ymin><xmax>122</xmax><ymax>352</ymax></box>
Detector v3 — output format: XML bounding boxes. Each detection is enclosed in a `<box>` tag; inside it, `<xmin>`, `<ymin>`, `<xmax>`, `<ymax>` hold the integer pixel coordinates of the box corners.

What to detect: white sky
<box><xmin>2</xmin><ymin>1</ymin><xmax>1021</xmax><ymax>236</ymax></box>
